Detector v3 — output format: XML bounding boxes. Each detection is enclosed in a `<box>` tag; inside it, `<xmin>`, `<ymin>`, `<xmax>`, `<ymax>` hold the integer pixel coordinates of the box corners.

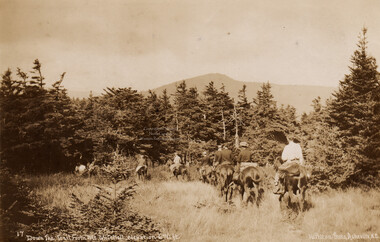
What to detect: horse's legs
<box><xmin>228</xmin><ymin>185</ymin><xmax>233</xmax><ymax>201</ymax></box>
<box><xmin>287</xmin><ymin>183</ymin><xmax>297</xmax><ymax>204</ymax></box>
<box><xmin>242</xmin><ymin>185</ymin><xmax>249</xmax><ymax>205</ymax></box>
<box><xmin>299</xmin><ymin>189</ymin><xmax>305</xmax><ymax>212</ymax></box>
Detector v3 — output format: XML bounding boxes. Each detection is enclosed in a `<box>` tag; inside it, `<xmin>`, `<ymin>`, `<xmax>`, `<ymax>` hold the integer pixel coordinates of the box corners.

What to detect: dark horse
<box><xmin>279</xmin><ymin>164</ymin><xmax>312</xmax><ymax>214</ymax></box>
<box><xmin>172</xmin><ymin>164</ymin><xmax>190</xmax><ymax>181</ymax></box>
<box><xmin>230</xmin><ymin>166</ymin><xmax>265</xmax><ymax>207</ymax></box>
<box><xmin>215</xmin><ymin>163</ymin><xmax>235</xmax><ymax>202</ymax></box>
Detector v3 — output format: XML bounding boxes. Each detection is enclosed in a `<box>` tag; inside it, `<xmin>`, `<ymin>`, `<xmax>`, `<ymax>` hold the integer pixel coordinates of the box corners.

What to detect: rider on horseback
<box><xmin>274</xmin><ymin>134</ymin><xmax>304</xmax><ymax>195</ymax></box>
<box><xmin>136</xmin><ymin>153</ymin><xmax>148</xmax><ymax>179</ymax></box>
<box><xmin>169</xmin><ymin>151</ymin><xmax>183</xmax><ymax>172</ymax></box>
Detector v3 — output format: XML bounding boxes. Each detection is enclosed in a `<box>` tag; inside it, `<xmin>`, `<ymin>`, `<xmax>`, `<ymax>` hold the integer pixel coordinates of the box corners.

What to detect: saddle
<box><xmin>279</xmin><ymin>161</ymin><xmax>302</xmax><ymax>177</ymax></box>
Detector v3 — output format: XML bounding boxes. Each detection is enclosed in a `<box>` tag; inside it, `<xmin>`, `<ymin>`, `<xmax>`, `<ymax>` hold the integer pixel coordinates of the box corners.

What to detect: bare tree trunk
<box><xmin>221</xmin><ymin>110</ymin><xmax>226</xmax><ymax>141</ymax></box>
<box><xmin>234</xmin><ymin>104</ymin><xmax>239</xmax><ymax>148</ymax></box>
<box><xmin>175</xmin><ymin>111</ymin><xmax>179</xmax><ymax>132</ymax></box>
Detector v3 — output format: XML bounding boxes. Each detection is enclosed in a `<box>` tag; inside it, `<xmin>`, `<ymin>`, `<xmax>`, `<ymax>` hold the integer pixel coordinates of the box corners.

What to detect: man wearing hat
<box><xmin>214</xmin><ymin>145</ymin><xmax>223</xmax><ymax>166</ymax></box>
<box><xmin>236</xmin><ymin>142</ymin><xmax>252</xmax><ymax>163</ymax></box>
<box><xmin>201</xmin><ymin>150</ymin><xmax>212</xmax><ymax>166</ymax></box>
<box><xmin>199</xmin><ymin>150</ymin><xmax>216</xmax><ymax>184</ymax></box>
<box><xmin>235</xmin><ymin>141</ymin><xmax>253</xmax><ymax>174</ymax></box>
<box><xmin>219</xmin><ymin>144</ymin><xmax>234</xmax><ymax>165</ymax></box>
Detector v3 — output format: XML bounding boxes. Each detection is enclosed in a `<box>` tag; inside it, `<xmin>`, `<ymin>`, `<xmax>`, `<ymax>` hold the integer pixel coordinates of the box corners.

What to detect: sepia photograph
<box><xmin>1</xmin><ymin>0</ymin><xmax>379</xmax><ymax>241</ymax></box>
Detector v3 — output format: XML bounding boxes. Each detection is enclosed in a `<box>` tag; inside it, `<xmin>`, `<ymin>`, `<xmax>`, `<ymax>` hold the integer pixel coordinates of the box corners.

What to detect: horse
<box><xmin>215</xmin><ymin>163</ymin><xmax>235</xmax><ymax>202</ymax></box>
<box><xmin>230</xmin><ymin>166</ymin><xmax>265</xmax><ymax>207</ymax></box>
<box><xmin>279</xmin><ymin>164</ymin><xmax>312</xmax><ymax>214</ymax></box>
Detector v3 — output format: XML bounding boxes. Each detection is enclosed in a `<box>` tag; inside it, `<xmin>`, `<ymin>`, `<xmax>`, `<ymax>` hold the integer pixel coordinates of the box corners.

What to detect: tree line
<box><xmin>1</xmin><ymin>28</ymin><xmax>379</xmax><ymax>189</ymax></box>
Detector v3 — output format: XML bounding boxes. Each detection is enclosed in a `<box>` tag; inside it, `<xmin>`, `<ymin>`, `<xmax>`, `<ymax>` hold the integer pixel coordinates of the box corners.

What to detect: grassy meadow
<box><xmin>131</xmin><ymin>180</ymin><xmax>380</xmax><ymax>241</ymax></box>
<box><xmin>9</xmin><ymin>166</ymin><xmax>380</xmax><ymax>242</ymax></box>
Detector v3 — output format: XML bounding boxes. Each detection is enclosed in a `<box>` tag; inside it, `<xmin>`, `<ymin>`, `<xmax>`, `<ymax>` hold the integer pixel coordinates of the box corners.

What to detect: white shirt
<box><xmin>173</xmin><ymin>155</ymin><xmax>182</xmax><ymax>164</ymax></box>
<box><xmin>281</xmin><ymin>141</ymin><xmax>304</xmax><ymax>165</ymax></box>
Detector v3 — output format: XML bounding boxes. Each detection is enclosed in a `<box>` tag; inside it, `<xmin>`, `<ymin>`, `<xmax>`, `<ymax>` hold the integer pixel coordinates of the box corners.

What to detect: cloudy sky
<box><xmin>1</xmin><ymin>0</ymin><xmax>380</xmax><ymax>93</ymax></box>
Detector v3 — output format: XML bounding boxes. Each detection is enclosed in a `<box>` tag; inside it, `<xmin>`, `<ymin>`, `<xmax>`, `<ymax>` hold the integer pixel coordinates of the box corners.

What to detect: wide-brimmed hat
<box><xmin>240</xmin><ymin>142</ymin><xmax>248</xmax><ymax>147</ymax></box>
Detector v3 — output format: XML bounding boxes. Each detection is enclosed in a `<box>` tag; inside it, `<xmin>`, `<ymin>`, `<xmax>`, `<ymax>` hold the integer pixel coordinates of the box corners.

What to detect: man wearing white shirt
<box><xmin>170</xmin><ymin>152</ymin><xmax>183</xmax><ymax>172</ymax></box>
<box><xmin>173</xmin><ymin>152</ymin><xmax>182</xmax><ymax>164</ymax></box>
<box><xmin>281</xmin><ymin>140</ymin><xmax>304</xmax><ymax>165</ymax></box>
<box><xmin>274</xmin><ymin>135</ymin><xmax>304</xmax><ymax>194</ymax></box>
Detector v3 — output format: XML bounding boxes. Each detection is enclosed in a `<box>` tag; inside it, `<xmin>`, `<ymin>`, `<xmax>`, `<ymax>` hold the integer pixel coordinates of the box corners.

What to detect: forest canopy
<box><xmin>1</xmin><ymin>28</ymin><xmax>379</xmax><ymax>189</ymax></box>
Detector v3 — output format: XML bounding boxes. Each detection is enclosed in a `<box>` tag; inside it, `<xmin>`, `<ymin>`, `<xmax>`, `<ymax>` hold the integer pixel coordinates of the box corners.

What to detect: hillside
<box><xmin>143</xmin><ymin>73</ymin><xmax>336</xmax><ymax>115</ymax></box>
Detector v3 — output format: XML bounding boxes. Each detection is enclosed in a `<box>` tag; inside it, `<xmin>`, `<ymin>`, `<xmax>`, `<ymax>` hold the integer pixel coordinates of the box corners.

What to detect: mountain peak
<box><xmin>194</xmin><ymin>73</ymin><xmax>234</xmax><ymax>79</ymax></box>
<box><xmin>181</xmin><ymin>73</ymin><xmax>238</xmax><ymax>84</ymax></box>
<box><xmin>144</xmin><ymin>73</ymin><xmax>335</xmax><ymax>115</ymax></box>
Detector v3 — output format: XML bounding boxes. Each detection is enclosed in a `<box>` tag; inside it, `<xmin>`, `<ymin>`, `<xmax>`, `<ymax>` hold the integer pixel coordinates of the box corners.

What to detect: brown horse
<box><xmin>172</xmin><ymin>164</ymin><xmax>190</xmax><ymax>181</ymax></box>
<box><xmin>215</xmin><ymin>163</ymin><xmax>235</xmax><ymax>202</ymax></box>
<box><xmin>279</xmin><ymin>165</ymin><xmax>312</xmax><ymax>213</ymax></box>
<box><xmin>198</xmin><ymin>165</ymin><xmax>217</xmax><ymax>186</ymax></box>
<box><xmin>230</xmin><ymin>166</ymin><xmax>265</xmax><ymax>206</ymax></box>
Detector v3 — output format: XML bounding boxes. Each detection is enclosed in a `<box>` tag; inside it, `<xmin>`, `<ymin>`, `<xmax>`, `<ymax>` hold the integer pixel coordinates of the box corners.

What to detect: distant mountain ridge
<box><xmin>143</xmin><ymin>73</ymin><xmax>336</xmax><ymax>115</ymax></box>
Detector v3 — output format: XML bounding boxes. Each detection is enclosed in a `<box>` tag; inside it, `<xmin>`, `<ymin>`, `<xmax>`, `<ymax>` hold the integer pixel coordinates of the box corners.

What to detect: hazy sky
<box><xmin>1</xmin><ymin>0</ymin><xmax>380</xmax><ymax>93</ymax></box>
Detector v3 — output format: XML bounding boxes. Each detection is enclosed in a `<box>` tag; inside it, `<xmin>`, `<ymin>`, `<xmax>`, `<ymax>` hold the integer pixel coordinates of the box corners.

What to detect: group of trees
<box><xmin>0</xmin><ymin>60</ymin><xmax>298</xmax><ymax>172</ymax></box>
<box><xmin>301</xmin><ymin>28</ymin><xmax>379</xmax><ymax>188</ymax></box>
<box><xmin>1</xmin><ymin>28</ymin><xmax>379</xmax><ymax>188</ymax></box>
<box><xmin>0</xmin><ymin>60</ymin><xmax>78</xmax><ymax>172</ymax></box>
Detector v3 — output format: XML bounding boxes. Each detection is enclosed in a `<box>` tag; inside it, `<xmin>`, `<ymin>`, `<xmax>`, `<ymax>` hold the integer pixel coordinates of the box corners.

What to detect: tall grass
<box><xmin>132</xmin><ymin>181</ymin><xmax>302</xmax><ymax>241</ymax></box>
<box><xmin>302</xmin><ymin>188</ymin><xmax>380</xmax><ymax>235</ymax></box>
<box><xmin>20</xmin><ymin>169</ymin><xmax>380</xmax><ymax>241</ymax></box>
<box><xmin>20</xmin><ymin>172</ymin><xmax>161</xmax><ymax>238</ymax></box>
<box><xmin>25</xmin><ymin>173</ymin><xmax>109</xmax><ymax>210</ymax></box>
<box><xmin>132</xmin><ymin>180</ymin><xmax>380</xmax><ymax>242</ymax></box>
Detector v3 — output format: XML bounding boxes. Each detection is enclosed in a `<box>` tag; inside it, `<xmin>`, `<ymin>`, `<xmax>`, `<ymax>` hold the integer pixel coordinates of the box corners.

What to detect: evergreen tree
<box><xmin>201</xmin><ymin>82</ymin><xmax>234</xmax><ymax>144</ymax></box>
<box><xmin>201</xmin><ymin>81</ymin><xmax>221</xmax><ymax>142</ymax></box>
<box><xmin>102</xmin><ymin>87</ymin><xmax>146</xmax><ymax>155</ymax></box>
<box><xmin>217</xmin><ymin>84</ymin><xmax>235</xmax><ymax>142</ymax></box>
<box><xmin>160</xmin><ymin>89</ymin><xmax>174</xmax><ymax>124</ymax></box>
<box><xmin>0</xmin><ymin>70</ymin><xmax>24</xmax><ymax>168</ymax></box>
<box><xmin>0</xmin><ymin>60</ymin><xmax>81</xmax><ymax>172</ymax></box>
<box><xmin>247</xmin><ymin>82</ymin><xmax>290</xmax><ymax>165</ymax></box>
<box><xmin>142</xmin><ymin>90</ymin><xmax>177</xmax><ymax>161</ymax></box>
<box><xmin>173</xmin><ymin>81</ymin><xmax>204</xmax><ymax>157</ymax></box>
<box><xmin>328</xmin><ymin>28</ymin><xmax>380</xmax><ymax>186</ymax></box>
<box><xmin>236</xmin><ymin>84</ymin><xmax>251</xmax><ymax>137</ymax></box>
<box><xmin>157</xmin><ymin>89</ymin><xmax>177</xmax><ymax>159</ymax></box>
<box><xmin>301</xmin><ymin>97</ymin><xmax>355</xmax><ymax>190</ymax></box>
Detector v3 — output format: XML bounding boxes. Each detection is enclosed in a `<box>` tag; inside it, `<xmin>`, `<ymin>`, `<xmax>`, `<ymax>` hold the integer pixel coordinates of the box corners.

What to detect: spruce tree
<box><xmin>217</xmin><ymin>84</ymin><xmax>234</xmax><ymax>142</ymax></box>
<box><xmin>236</xmin><ymin>84</ymin><xmax>251</xmax><ymax>137</ymax></box>
<box><xmin>328</xmin><ymin>28</ymin><xmax>380</xmax><ymax>186</ymax></box>
<box><xmin>301</xmin><ymin>97</ymin><xmax>355</xmax><ymax>190</ymax></box>
<box><xmin>201</xmin><ymin>82</ymin><xmax>234</xmax><ymax>144</ymax></box>
<box><xmin>1</xmin><ymin>60</ymin><xmax>81</xmax><ymax>172</ymax></box>
<box><xmin>0</xmin><ymin>70</ymin><xmax>24</xmax><ymax>168</ymax></box>
<box><xmin>247</xmin><ymin>82</ymin><xmax>289</xmax><ymax>165</ymax></box>
<box><xmin>201</xmin><ymin>81</ymin><xmax>221</xmax><ymax>142</ymax></box>
<box><xmin>172</xmin><ymin>81</ymin><xmax>204</xmax><ymax>157</ymax></box>
<box><xmin>157</xmin><ymin>89</ymin><xmax>176</xmax><ymax>159</ymax></box>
